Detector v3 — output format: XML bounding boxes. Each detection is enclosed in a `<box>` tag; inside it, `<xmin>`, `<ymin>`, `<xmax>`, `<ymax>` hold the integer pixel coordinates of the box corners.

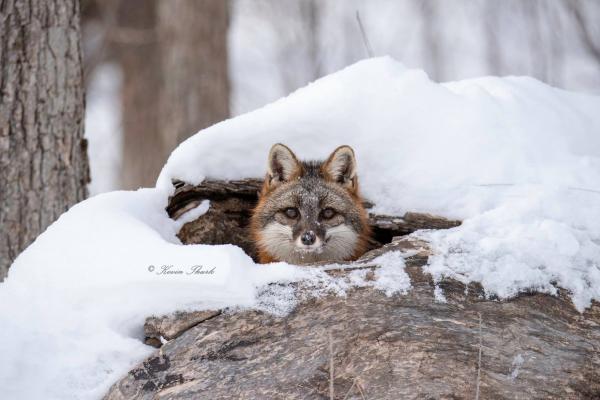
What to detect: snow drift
<box><xmin>1</xmin><ymin>57</ymin><xmax>599</xmax><ymax>399</ymax></box>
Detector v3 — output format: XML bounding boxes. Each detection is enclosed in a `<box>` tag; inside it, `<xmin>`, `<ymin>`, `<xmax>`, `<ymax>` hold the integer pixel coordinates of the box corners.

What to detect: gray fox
<box><xmin>251</xmin><ymin>143</ymin><xmax>371</xmax><ymax>264</ymax></box>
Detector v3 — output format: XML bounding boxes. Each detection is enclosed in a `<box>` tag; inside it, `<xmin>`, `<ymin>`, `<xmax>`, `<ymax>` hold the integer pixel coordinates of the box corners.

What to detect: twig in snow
<box><xmin>342</xmin><ymin>378</ymin><xmax>357</xmax><ymax>400</ymax></box>
<box><xmin>475</xmin><ymin>312</ymin><xmax>483</xmax><ymax>400</ymax></box>
<box><xmin>342</xmin><ymin>375</ymin><xmax>367</xmax><ymax>400</ymax></box>
<box><xmin>356</xmin><ymin>379</ymin><xmax>367</xmax><ymax>399</ymax></box>
<box><xmin>329</xmin><ymin>331</ymin><xmax>335</xmax><ymax>400</ymax></box>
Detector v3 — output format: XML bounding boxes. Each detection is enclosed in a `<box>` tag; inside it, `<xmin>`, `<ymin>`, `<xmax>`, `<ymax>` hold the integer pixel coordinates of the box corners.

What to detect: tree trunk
<box><xmin>157</xmin><ymin>0</ymin><xmax>230</xmax><ymax>151</ymax></box>
<box><xmin>0</xmin><ymin>0</ymin><xmax>90</xmax><ymax>280</ymax></box>
<box><xmin>484</xmin><ymin>0</ymin><xmax>503</xmax><ymax>76</ymax></box>
<box><xmin>419</xmin><ymin>0</ymin><xmax>443</xmax><ymax>82</ymax></box>
<box><xmin>117</xmin><ymin>0</ymin><xmax>230</xmax><ymax>190</ymax></box>
<box><xmin>114</xmin><ymin>0</ymin><xmax>162</xmax><ymax>190</ymax></box>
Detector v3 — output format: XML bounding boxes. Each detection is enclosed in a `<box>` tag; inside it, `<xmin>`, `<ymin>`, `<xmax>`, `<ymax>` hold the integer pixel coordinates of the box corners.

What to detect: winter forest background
<box><xmin>83</xmin><ymin>0</ymin><xmax>600</xmax><ymax>195</ymax></box>
<box><xmin>3</xmin><ymin>1</ymin><xmax>600</xmax><ymax>397</ymax></box>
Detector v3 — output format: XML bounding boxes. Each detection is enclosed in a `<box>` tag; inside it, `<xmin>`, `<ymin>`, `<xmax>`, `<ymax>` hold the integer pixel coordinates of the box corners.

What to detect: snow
<box><xmin>416</xmin><ymin>186</ymin><xmax>600</xmax><ymax>310</ymax></box>
<box><xmin>0</xmin><ymin>187</ymin><xmax>400</xmax><ymax>399</ymax></box>
<box><xmin>369</xmin><ymin>252</ymin><xmax>412</xmax><ymax>296</ymax></box>
<box><xmin>229</xmin><ymin>1</ymin><xmax>600</xmax><ymax>116</ymax></box>
<box><xmin>159</xmin><ymin>58</ymin><xmax>600</xmax><ymax>219</ymax></box>
<box><xmin>510</xmin><ymin>353</ymin><xmax>525</xmax><ymax>380</ymax></box>
<box><xmin>1</xmin><ymin>57</ymin><xmax>600</xmax><ymax>399</ymax></box>
<box><xmin>84</xmin><ymin>63</ymin><xmax>123</xmax><ymax>195</ymax></box>
<box><xmin>172</xmin><ymin>199</ymin><xmax>211</xmax><ymax>230</ymax></box>
<box><xmin>0</xmin><ymin>189</ymin><xmax>286</xmax><ymax>399</ymax></box>
<box><xmin>158</xmin><ymin>57</ymin><xmax>600</xmax><ymax>310</ymax></box>
<box><xmin>433</xmin><ymin>285</ymin><xmax>448</xmax><ymax>303</ymax></box>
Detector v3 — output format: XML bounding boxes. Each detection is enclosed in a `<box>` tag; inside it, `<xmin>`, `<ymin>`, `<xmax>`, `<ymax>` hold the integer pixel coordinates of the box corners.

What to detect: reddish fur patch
<box><xmin>250</xmin><ymin>177</ymin><xmax>277</xmax><ymax>263</ymax></box>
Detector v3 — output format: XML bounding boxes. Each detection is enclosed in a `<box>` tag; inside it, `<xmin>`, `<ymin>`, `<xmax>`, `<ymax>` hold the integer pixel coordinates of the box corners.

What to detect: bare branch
<box><xmin>355</xmin><ymin>11</ymin><xmax>374</xmax><ymax>58</ymax></box>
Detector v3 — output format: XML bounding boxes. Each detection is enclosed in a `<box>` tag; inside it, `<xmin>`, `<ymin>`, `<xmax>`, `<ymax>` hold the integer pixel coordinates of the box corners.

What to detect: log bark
<box><xmin>105</xmin><ymin>237</ymin><xmax>600</xmax><ymax>399</ymax></box>
<box><xmin>0</xmin><ymin>0</ymin><xmax>90</xmax><ymax>280</ymax></box>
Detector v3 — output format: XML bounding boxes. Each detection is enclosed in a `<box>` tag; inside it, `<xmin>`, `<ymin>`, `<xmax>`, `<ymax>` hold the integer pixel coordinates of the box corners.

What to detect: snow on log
<box><xmin>105</xmin><ymin>236</ymin><xmax>600</xmax><ymax>400</ymax></box>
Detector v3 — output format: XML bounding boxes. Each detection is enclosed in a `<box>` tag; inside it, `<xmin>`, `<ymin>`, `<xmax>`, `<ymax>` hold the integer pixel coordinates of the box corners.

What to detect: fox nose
<box><xmin>301</xmin><ymin>231</ymin><xmax>316</xmax><ymax>246</ymax></box>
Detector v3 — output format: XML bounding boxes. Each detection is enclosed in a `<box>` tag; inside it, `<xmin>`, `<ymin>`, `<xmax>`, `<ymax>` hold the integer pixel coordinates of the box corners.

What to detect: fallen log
<box><xmin>101</xmin><ymin>179</ymin><xmax>600</xmax><ymax>399</ymax></box>
<box><xmin>105</xmin><ymin>237</ymin><xmax>600</xmax><ymax>399</ymax></box>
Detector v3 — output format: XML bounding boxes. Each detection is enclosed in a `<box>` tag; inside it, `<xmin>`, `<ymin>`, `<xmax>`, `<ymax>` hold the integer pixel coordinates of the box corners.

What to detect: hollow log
<box><xmin>167</xmin><ymin>179</ymin><xmax>461</xmax><ymax>260</ymax></box>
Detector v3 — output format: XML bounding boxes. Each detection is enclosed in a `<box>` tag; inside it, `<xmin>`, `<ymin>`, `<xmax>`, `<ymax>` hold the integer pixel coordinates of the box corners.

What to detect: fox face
<box><xmin>251</xmin><ymin>144</ymin><xmax>371</xmax><ymax>264</ymax></box>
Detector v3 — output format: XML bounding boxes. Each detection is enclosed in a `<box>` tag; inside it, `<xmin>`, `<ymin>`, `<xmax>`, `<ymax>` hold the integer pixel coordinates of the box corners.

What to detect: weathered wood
<box><xmin>144</xmin><ymin>310</ymin><xmax>221</xmax><ymax>348</ymax></box>
<box><xmin>167</xmin><ymin>179</ymin><xmax>262</xmax><ymax>218</ymax></box>
<box><xmin>176</xmin><ymin>195</ymin><xmax>259</xmax><ymax>259</ymax></box>
<box><xmin>368</xmin><ymin>212</ymin><xmax>460</xmax><ymax>244</ymax></box>
<box><xmin>371</xmin><ymin>211</ymin><xmax>461</xmax><ymax>234</ymax></box>
<box><xmin>105</xmin><ymin>237</ymin><xmax>600</xmax><ymax>400</ymax></box>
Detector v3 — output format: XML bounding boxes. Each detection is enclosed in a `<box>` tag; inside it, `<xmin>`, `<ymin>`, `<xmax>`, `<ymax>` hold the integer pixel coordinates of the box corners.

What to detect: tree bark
<box><xmin>0</xmin><ymin>0</ymin><xmax>90</xmax><ymax>280</ymax></box>
<box><xmin>117</xmin><ymin>0</ymin><xmax>230</xmax><ymax>190</ymax></box>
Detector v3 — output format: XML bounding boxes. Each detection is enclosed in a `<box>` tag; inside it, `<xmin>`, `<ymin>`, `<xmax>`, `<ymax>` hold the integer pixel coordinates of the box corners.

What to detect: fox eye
<box><xmin>320</xmin><ymin>208</ymin><xmax>336</xmax><ymax>220</ymax></box>
<box><xmin>284</xmin><ymin>207</ymin><xmax>299</xmax><ymax>219</ymax></box>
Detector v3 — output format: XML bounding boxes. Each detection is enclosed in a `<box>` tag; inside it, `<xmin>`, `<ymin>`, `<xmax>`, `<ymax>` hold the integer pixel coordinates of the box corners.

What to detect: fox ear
<box><xmin>266</xmin><ymin>143</ymin><xmax>301</xmax><ymax>187</ymax></box>
<box><xmin>323</xmin><ymin>145</ymin><xmax>357</xmax><ymax>191</ymax></box>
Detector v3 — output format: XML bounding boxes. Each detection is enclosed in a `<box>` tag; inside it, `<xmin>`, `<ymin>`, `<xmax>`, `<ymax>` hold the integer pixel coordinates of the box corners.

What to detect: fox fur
<box><xmin>250</xmin><ymin>143</ymin><xmax>371</xmax><ymax>264</ymax></box>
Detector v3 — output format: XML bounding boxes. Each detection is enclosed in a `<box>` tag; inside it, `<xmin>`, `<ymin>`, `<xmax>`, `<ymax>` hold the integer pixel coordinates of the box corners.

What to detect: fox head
<box><xmin>251</xmin><ymin>143</ymin><xmax>371</xmax><ymax>264</ymax></box>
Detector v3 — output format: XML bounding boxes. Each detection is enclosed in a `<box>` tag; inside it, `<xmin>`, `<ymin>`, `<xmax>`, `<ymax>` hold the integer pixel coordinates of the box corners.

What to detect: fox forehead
<box><xmin>262</xmin><ymin>177</ymin><xmax>353</xmax><ymax>213</ymax></box>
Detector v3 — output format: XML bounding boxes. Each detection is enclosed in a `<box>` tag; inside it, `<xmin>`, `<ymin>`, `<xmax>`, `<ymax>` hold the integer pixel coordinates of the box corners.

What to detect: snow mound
<box><xmin>158</xmin><ymin>57</ymin><xmax>600</xmax><ymax>310</ymax></box>
<box><xmin>0</xmin><ymin>188</ymin><xmax>403</xmax><ymax>399</ymax></box>
<box><xmin>1</xmin><ymin>57</ymin><xmax>599</xmax><ymax>399</ymax></box>
<box><xmin>159</xmin><ymin>57</ymin><xmax>600</xmax><ymax>219</ymax></box>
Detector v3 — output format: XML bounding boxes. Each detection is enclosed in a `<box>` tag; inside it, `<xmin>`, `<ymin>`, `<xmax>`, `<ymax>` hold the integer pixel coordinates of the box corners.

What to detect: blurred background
<box><xmin>81</xmin><ymin>0</ymin><xmax>600</xmax><ymax>195</ymax></box>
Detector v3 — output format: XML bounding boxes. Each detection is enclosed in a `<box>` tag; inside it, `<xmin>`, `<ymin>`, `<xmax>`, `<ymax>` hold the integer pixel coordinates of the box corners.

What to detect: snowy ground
<box><xmin>1</xmin><ymin>57</ymin><xmax>600</xmax><ymax>399</ymax></box>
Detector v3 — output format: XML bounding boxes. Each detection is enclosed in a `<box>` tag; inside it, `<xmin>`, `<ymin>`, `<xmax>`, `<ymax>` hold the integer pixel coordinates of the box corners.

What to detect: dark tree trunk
<box><xmin>0</xmin><ymin>0</ymin><xmax>90</xmax><ymax>280</ymax></box>
<box><xmin>117</xmin><ymin>0</ymin><xmax>230</xmax><ymax>190</ymax></box>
